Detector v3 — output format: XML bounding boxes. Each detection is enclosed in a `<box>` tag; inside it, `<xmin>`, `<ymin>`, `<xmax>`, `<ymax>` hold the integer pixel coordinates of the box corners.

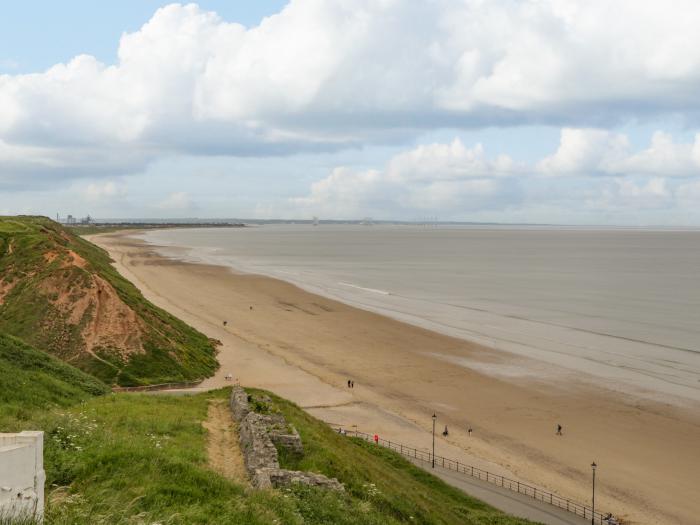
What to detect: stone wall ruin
<box><xmin>230</xmin><ymin>386</ymin><xmax>343</xmax><ymax>492</ymax></box>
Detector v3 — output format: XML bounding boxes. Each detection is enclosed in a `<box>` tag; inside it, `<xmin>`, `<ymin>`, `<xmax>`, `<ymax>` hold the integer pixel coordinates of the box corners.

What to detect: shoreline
<box><xmin>90</xmin><ymin>230</ymin><xmax>700</xmax><ymax>525</ymax></box>
<box><xmin>141</xmin><ymin>226</ymin><xmax>700</xmax><ymax>408</ymax></box>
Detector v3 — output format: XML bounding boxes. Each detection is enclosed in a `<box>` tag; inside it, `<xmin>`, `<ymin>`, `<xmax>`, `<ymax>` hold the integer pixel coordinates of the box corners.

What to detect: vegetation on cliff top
<box><xmin>0</xmin><ymin>333</ymin><xmax>108</xmax><ymax>426</ymax></box>
<box><xmin>0</xmin><ymin>216</ymin><xmax>218</xmax><ymax>386</ymax></box>
<box><xmin>1</xmin><ymin>387</ymin><xmax>535</xmax><ymax>525</ymax></box>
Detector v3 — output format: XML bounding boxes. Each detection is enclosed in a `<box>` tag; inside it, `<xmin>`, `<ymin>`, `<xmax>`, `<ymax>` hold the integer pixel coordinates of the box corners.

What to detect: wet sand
<box><xmin>91</xmin><ymin>231</ymin><xmax>700</xmax><ymax>525</ymax></box>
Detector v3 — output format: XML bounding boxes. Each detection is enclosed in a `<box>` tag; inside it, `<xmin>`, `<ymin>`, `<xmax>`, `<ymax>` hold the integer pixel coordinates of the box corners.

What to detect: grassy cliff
<box><xmin>0</xmin><ymin>216</ymin><xmax>218</xmax><ymax>386</ymax></box>
<box><xmin>0</xmin><ymin>388</ymin><xmax>534</xmax><ymax>525</ymax></box>
<box><xmin>0</xmin><ymin>333</ymin><xmax>108</xmax><ymax>425</ymax></box>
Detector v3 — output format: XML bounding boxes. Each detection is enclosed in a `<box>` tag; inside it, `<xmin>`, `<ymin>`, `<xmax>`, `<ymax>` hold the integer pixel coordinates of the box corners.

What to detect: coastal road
<box><xmin>408</xmin><ymin>458</ymin><xmax>591</xmax><ymax>525</ymax></box>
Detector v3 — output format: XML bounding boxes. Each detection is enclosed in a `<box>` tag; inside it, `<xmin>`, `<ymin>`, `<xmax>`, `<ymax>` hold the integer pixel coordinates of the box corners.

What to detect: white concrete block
<box><xmin>0</xmin><ymin>431</ymin><xmax>44</xmax><ymax>521</ymax></box>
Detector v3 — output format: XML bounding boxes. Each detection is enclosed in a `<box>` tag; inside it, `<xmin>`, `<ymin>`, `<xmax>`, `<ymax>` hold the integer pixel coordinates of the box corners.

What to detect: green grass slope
<box><xmin>0</xmin><ymin>216</ymin><xmax>218</xmax><ymax>386</ymax></box>
<box><xmin>0</xmin><ymin>333</ymin><xmax>108</xmax><ymax>425</ymax></box>
<box><xmin>0</xmin><ymin>388</ymin><xmax>534</xmax><ymax>525</ymax></box>
<box><xmin>252</xmin><ymin>389</ymin><xmax>534</xmax><ymax>525</ymax></box>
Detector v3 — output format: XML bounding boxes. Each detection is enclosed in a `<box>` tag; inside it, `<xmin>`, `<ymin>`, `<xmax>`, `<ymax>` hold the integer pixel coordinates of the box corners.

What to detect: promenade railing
<box><xmin>338</xmin><ymin>427</ymin><xmax>609</xmax><ymax>525</ymax></box>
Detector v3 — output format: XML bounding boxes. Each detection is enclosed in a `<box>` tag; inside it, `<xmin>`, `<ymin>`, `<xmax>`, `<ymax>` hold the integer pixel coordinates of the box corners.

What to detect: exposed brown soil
<box><xmin>202</xmin><ymin>399</ymin><xmax>248</xmax><ymax>483</ymax></box>
<box><xmin>38</xmin><ymin>265</ymin><xmax>145</xmax><ymax>358</ymax></box>
<box><xmin>0</xmin><ymin>278</ymin><xmax>16</xmax><ymax>305</ymax></box>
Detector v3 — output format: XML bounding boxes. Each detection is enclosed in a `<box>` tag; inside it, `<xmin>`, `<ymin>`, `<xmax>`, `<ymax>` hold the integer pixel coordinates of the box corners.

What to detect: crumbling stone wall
<box><xmin>230</xmin><ymin>386</ymin><xmax>249</xmax><ymax>421</ymax></box>
<box><xmin>230</xmin><ymin>386</ymin><xmax>343</xmax><ymax>491</ymax></box>
<box><xmin>238</xmin><ymin>411</ymin><xmax>280</xmax><ymax>473</ymax></box>
<box><xmin>267</xmin><ymin>469</ymin><xmax>344</xmax><ymax>491</ymax></box>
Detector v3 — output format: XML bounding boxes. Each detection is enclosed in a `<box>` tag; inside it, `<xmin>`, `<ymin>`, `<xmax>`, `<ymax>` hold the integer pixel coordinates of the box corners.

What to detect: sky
<box><xmin>1</xmin><ymin>0</ymin><xmax>700</xmax><ymax>225</ymax></box>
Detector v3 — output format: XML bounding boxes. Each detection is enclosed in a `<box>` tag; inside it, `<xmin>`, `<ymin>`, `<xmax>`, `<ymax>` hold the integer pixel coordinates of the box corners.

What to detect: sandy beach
<box><xmin>91</xmin><ymin>231</ymin><xmax>700</xmax><ymax>525</ymax></box>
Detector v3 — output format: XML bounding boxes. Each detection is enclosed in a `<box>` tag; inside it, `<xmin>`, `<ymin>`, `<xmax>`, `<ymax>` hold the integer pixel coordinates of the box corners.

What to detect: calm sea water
<box><xmin>143</xmin><ymin>225</ymin><xmax>700</xmax><ymax>403</ymax></box>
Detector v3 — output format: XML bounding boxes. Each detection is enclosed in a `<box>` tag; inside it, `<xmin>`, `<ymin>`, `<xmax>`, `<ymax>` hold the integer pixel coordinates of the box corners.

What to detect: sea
<box><xmin>141</xmin><ymin>224</ymin><xmax>700</xmax><ymax>404</ymax></box>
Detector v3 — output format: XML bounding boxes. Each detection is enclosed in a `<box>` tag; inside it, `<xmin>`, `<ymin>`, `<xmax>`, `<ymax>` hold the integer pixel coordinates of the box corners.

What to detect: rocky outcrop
<box><xmin>230</xmin><ymin>386</ymin><xmax>343</xmax><ymax>491</ymax></box>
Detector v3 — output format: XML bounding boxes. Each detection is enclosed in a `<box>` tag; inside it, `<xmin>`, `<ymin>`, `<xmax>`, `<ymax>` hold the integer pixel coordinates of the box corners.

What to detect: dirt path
<box><xmin>202</xmin><ymin>399</ymin><xmax>248</xmax><ymax>483</ymax></box>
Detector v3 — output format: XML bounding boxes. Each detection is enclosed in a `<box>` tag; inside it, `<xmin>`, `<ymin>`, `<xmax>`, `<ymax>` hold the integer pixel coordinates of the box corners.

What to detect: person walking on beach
<box><xmin>351</xmin><ymin>380</ymin><xmax>354</xmax><ymax>388</ymax></box>
<box><xmin>556</xmin><ymin>424</ymin><xmax>563</xmax><ymax>435</ymax></box>
<box><xmin>468</xmin><ymin>427</ymin><xmax>473</xmax><ymax>437</ymax></box>
<box><xmin>347</xmin><ymin>379</ymin><xmax>351</xmax><ymax>388</ymax></box>
<box><xmin>442</xmin><ymin>425</ymin><xmax>449</xmax><ymax>437</ymax></box>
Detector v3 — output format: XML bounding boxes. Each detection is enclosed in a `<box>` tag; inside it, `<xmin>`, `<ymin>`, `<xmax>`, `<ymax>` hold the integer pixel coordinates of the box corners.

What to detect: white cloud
<box><xmin>0</xmin><ymin>138</ymin><xmax>150</xmax><ymax>190</ymax></box>
<box><xmin>537</xmin><ymin>129</ymin><xmax>629</xmax><ymax>175</ymax></box>
<box><xmin>290</xmin><ymin>130</ymin><xmax>700</xmax><ymax>220</ymax></box>
<box><xmin>291</xmin><ymin>139</ymin><xmax>520</xmax><ymax>218</ymax></box>
<box><xmin>0</xmin><ymin>59</ymin><xmax>19</xmax><ymax>71</ymax></box>
<box><xmin>677</xmin><ymin>180</ymin><xmax>700</xmax><ymax>208</ymax></box>
<box><xmin>611</xmin><ymin>132</ymin><xmax>700</xmax><ymax>177</ymax></box>
<box><xmin>588</xmin><ymin>178</ymin><xmax>673</xmax><ymax>211</ymax></box>
<box><xmin>157</xmin><ymin>191</ymin><xmax>194</xmax><ymax>211</ymax></box>
<box><xmin>83</xmin><ymin>181</ymin><xmax>127</xmax><ymax>203</ymax></box>
<box><xmin>386</xmin><ymin>139</ymin><xmax>518</xmax><ymax>182</ymax></box>
<box><xmin>539</xmin><ymin>129</ymin><xmax>700</xmax><ymax>177</ymax></box>
<box><xmin>3</xmin><ymin>1</ymin><xmax>700</xmax><ymax>185</ymax></box>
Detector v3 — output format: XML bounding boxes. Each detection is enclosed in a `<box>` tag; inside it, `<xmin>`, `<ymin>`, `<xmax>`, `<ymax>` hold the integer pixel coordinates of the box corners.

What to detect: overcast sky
<box><xmin>1</xmin><ymin>0</ymin><xmax>700</xmax><ymax>224</ymax></box>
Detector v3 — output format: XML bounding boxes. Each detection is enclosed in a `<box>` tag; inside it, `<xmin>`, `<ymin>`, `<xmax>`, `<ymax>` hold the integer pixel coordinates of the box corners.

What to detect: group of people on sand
<box><xmin>603</xmin><ymin>513</ymin><xmax>619</xmax><ymax>524</ymax></box>
<box><xmin>440</xmin><ymin>425</ymin><xmax>474</xmax><ymax>437</ymax></box>
<box><xmin>437</xmin><ymin>421</ymin><xmax>562</xmax><ymax>439</ymax></box>
<box><xmin>347</xmin><ymin>379</ymin><xmax>355</xmax><ymax>388</ymax></box>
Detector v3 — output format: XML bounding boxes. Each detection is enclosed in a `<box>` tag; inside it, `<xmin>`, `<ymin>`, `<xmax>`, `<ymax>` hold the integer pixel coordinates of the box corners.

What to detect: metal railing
<box><xmin>112</xmin><ymin>380</ymin><xmax>203</xmax><ymax>392</ymax></box>
<box><xmin>338</xmin><ymin>427</ymin><xmax>610</xmax><ymax>525</ymax></box>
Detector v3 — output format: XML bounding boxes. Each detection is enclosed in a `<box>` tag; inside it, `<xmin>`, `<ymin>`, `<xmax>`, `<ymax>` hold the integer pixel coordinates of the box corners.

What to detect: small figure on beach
<box><xmin>249</xmin><ymin>305</ymin><xmax>253</xmax><ymax>310</ymax></box>
<box><xmin>351</xmin><ymin>380</ymin><xmax>354</xmax><ymax>388</ymax></box>
<box><xmin>468</xmin><ymin>427</ymin><xmax>473</xmax><ymax>437</ymax></box>
<box><xmin>556</xmin><ymin>424</ymin><xmax>563</xmax><ymax>435</ymax></box>
<box><xmin>223</xmin><ymin>320</ymin><xmax>227</xmax><ymax>326</ymax></box>
<box><xmin>225</xmin><ymin>373</ymin><xmax>233</xmax><ymax>381</ymax></box>
<box><xmin>442</xmin><ymin>425</ymin><xmax>449</xmax><ymax>437</ymax></box>
<box><xmin>374</xmin><ymin>434</ymin><xmax>379</xmax><ymax>444</ymax></box>
<box><xmin>347</xmin><ymin>379</ymin><xmax>351</xmax><ymax>388</ymax></box>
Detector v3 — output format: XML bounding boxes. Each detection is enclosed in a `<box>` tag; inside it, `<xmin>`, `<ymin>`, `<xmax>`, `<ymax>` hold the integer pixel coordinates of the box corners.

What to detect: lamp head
<box><xmin>432</xmin><ymin>413</ymin><xmax>437</xmax><ymax>421</ymax></box>
<box><xmin>591</xmin><ymin>461</ymin><xmax>597</xmax><ymax>470</ymax></box>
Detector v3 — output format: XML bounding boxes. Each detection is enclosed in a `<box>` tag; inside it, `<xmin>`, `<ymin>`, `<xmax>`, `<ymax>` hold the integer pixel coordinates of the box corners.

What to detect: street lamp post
<box><xmin>591</xmin><ymin>461</ymin><xmax>597</xmax><ymax>525</ymax></box>
<box><xmin>432</xmin><ymin>413</ymin><xmax>437</xmax><ymax>468</ymax></box>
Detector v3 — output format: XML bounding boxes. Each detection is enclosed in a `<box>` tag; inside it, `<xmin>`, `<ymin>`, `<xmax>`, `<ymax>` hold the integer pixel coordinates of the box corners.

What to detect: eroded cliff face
<box><xmin>0</xmin><ymin>217</ymin><xmax>218</xmax><ymax>385</ymax></box>
<box><xmin>2</xmin><ymin>226</ymin><xmax>144</xmax><ymax>362</ymax></box>
<box><xmin>36</xmin><ymin>259</ymin><xmax>146</xmax><ymax>359</ymax></box>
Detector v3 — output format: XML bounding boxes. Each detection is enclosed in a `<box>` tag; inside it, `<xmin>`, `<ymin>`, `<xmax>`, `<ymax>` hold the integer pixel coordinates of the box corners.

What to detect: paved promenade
<box><xmin>409</xmin><ymin>457</ymin><xmax>591</xmax><ymax>525</ymax></box>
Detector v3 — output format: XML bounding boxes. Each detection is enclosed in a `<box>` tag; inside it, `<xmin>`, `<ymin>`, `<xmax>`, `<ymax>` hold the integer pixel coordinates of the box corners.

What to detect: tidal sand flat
<box><xmin>92</xmin><ymin>228</ymin><xmax>700</xmax><ymax>525</ymax></box>
<box><xmin>145</xmin><ymin>224</ymin><xmax>700</xmax><ymax>404</ymax></box>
